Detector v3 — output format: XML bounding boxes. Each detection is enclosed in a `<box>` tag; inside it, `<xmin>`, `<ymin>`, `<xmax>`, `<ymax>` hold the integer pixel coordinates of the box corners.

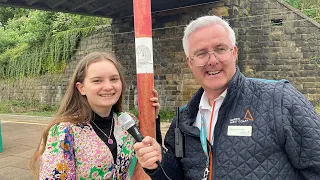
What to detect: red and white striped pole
<box><xmin>133</xmin><ymin>0</ymin><xmax>154</xmax><ymax>179</ymax></box>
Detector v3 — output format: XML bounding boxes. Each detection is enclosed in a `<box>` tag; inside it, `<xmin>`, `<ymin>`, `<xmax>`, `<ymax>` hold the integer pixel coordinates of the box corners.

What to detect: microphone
<box><xmin>118</xmin><ymin>112</ymin><xmax>172</xmax><ymax>180</ymax></box>
<box><xmin>118</xmin><ymin>112</ymin><xmax>144</xmax><ymax>142</ymax></box>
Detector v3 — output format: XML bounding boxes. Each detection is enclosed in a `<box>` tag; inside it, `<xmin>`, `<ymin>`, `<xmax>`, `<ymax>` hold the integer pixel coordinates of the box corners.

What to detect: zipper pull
<box><xmin>202</xmin><ymin>165</ymin><xmax>209</xmax><ymax>180</ymax></box>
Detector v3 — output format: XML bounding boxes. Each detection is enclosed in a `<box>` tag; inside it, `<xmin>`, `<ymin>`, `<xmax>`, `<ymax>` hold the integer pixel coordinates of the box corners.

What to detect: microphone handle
<box><xmin>156</xmin><ymin>160</ymin><xmax>162</xmax><ymax>167</ymax></box>
<box><xmin>127</xmin><ymin>125</ymin><xmax>144</xmax><ymax>142</ymax></box>
<box><xmin>127</xmin><ymin>126</ymin><xmax>162</xmax><ymax>167</ymax></box>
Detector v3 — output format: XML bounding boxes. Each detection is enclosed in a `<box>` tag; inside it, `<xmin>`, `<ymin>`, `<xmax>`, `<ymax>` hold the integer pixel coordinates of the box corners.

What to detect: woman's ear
<box><xmin>76</xmin><ymin>82</ymin><xmax>86</xmax><ymax>95</ymax></box>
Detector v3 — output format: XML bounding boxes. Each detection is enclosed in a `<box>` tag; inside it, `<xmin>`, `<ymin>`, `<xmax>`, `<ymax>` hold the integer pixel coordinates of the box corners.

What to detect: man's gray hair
<box><xmin>182</xmin><ymin>15</ymin><xmax>236</xmax><ymax>57</ymax></box>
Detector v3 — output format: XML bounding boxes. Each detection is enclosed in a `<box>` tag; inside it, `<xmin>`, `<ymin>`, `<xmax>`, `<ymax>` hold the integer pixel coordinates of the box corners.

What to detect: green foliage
<box><xmin>0</xmin><ymin>43</ymin><xmax>29</xmax><ymax>78</ymax></box>
<box><xmin>52</xmin><ymin>12</ymin><xmax>110</xmax><ymax>33</ymax></box>
<box><xmin>0</xmin><ymin>27</ymin><xmax>17</xmax><ymax>53</ymax></box>
<box><xmin>5</xmin><ymin>11</ymin><xmax>55</xmax><ymax>46</ymax></box>
<box><xmin>128</xmin><ymin>109</ymin><xmax>138</xmax><ymax>117</ymax></box>
<box><xmin>0</xmin><ymin>7</ymin><xmax>29</xmax><ymax>27</ymax></box>
<box><xmin>128</xmin><ymin>109</ymin><xmax>175</xmax><ymax>122</ymax></box>
<box><xmin>285</xmin><ymin>0</ymin><xmax>320</xmax><ymax>22</ymax></box>
<box><xmin>159</xmin><ymin>110</ymin><xmax>175</xmax><ymax>121</ymax></box>
<box><xmin>0</xmin><ymin>8</ymin><xmax>110</xmax><ymax>79</ymax></box>
<box><xmin>308</xmin><ymin>55</ymin><xmax>320</xmax><ymax>69</ymax></box>
<box><xmin>0</xmin><ymin>100</ymin><xmax>58</xmax><ymax>116</ymax></box>
<box><xmin>0</xmin><ymin>100</ymin><xmax>176</xmax><ymax>119</ymax></box>
<box><xmin>285</xmin><ymin>0</ymin><xmax>301</xmax><ymax>8</ymax></box>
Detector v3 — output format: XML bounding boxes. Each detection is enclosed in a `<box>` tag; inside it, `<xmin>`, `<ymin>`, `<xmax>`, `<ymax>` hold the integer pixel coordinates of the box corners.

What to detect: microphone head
<box><xmin>118</xmin><ymin>112</ymin><xmax>136</xmax><ymax>130</ymax></box>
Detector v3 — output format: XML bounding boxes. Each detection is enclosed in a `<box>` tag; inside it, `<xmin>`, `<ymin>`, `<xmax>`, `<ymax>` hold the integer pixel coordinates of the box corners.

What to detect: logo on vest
<box><xmin>229</xmin><ymin>109</ymin><xmax>254</xmax><ymax>124</ymax></box>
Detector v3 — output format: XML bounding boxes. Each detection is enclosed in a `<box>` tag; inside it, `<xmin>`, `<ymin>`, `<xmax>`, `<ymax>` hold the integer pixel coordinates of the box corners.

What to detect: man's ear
<box><xmin>186</xmin><ymin>57</ymin><xmax>193</xmax><ymax>70</ymax></box>
<box><xmin>76</xmin><ymin>82</ymin><xmax>86</xmax><ymax>95</ymax></box>
<box><xmin>232</xmin><ymin>46</ymin><xmax>238</xmax><ymax>62</ymax></box>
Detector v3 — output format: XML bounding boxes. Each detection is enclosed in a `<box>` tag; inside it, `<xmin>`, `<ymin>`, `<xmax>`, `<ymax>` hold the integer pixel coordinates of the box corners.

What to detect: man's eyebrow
<box><xmin>215</xmin><ymin>43</ymin><xmax>223</xmax><ymax>46</ymax></box>
<box><xmin>193</xmin><ymin>48</ymin><xmax>207</xmax><ymax>53</ymax></box>
<box><xmin>216</xmin><ymin>43</ymin><xmax>229</xmax><ymax>47</ymax></box>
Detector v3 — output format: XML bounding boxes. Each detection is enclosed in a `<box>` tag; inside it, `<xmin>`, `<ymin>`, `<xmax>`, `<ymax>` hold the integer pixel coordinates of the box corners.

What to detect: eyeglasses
<box><xmin>190</xmin><ymin>47</ymin><xmax>234</xmax><ymax>66</ymax></box>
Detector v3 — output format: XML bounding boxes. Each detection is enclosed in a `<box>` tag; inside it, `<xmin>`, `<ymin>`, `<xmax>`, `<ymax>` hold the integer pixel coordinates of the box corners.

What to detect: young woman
<box><xmin>30</xmin><ymin>52</ymin><xmax>162</xmax><ymax>179</ymax></box>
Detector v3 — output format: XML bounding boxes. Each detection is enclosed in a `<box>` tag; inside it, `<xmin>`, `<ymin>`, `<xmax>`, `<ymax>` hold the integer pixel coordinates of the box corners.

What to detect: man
<box><xmin>134</xmin><ymin>15</ymin><xmax>320</xmax><ymax>179</ymax></box>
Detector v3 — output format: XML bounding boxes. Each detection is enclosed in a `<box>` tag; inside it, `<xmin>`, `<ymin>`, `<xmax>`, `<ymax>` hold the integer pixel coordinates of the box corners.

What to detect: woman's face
<box><xmin>76</xmin><ymin>59</ymin><xmax>122</xmax><ymax>117</ymax></box>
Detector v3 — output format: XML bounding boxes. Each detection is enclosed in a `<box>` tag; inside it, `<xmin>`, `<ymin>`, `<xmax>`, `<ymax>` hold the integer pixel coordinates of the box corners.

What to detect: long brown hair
<box><xmin>29</xmin><ymin>52</ymin><xmax>126</xmax><ymax>176</ymax></box>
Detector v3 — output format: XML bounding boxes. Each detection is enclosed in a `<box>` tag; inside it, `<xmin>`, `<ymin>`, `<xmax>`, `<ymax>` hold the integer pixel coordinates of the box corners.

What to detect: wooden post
<box><xmin>132</xmin><ymin>0</ymin><xmax>155</xmax><ymax>179</ymax></box>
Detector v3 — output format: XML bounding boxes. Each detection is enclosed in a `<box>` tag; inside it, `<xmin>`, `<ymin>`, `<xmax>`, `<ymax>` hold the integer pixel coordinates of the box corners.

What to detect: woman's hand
<box><xmin>150</xmin><ymin>89</ymin><xmax>160</xmax><ymax>118</ymax></box>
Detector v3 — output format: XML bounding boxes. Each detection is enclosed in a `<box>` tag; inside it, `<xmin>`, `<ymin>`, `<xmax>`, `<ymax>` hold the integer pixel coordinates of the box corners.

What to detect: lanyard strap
<box><xmin>200</xmin><ymin>114</ymin><xmax>209</xmax><ymax>165</ymax></box>
<box><xmin>208</xmin><ymin>101</ymin><xmax>216</xmax><ymax>143</ymax></box>
<box><xmin>200</xmin><ymin>101</ymin><xmax>216</xmax><ymax>179</ymax></box>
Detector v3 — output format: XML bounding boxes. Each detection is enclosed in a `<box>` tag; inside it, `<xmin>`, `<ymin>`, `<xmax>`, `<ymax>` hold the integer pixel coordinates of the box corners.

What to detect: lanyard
<box><xmin>200</xmin><ymin>101</ymin><xmax>216</xmax><ymax>179</ymax></box>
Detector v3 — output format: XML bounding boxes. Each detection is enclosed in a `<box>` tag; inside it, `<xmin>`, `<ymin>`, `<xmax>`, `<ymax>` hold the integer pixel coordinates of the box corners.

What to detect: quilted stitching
<box><xmin>215</xmin><ymin>79</ymin><xmax>297</xmax><ymax>180</ymax></box>
<box><xmin>149</xmin><ymin>70</ymin><xmax>320</xmax><ymax>180</ymax></box>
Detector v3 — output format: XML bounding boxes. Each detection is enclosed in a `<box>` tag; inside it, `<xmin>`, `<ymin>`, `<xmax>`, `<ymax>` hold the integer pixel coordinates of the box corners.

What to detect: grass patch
<box><xmin>0</xmin><ymin>100</ymin><xmax>58</xmax><ymax>117</ymax></box>
<box><xmin>128</xmin><ymin>109</ymin><xmax>175</xmax><ymax>122</ymax></box>
<box><xmin>0</xmin><ymin>100</ymin><xmax>175</xmax><ymax>120</ymax></box>
<box><xmin>159</xmin><ymin>110</ymin><xmax>175</xmax><ymax>122</ymax></box>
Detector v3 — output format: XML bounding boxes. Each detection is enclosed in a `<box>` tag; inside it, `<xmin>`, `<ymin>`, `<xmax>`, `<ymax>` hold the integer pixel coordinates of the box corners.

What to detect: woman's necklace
<box><xmin>91</xmin><ymin>117</ymin><xmax>114</xmax><ymax>145</ymax></box>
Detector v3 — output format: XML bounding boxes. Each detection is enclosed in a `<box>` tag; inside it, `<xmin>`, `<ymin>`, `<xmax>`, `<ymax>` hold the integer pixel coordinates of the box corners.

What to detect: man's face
<box><xmin>186</xmin><ymin>24</ymin><xmax>238</xmax><ymax>97</ymax></box>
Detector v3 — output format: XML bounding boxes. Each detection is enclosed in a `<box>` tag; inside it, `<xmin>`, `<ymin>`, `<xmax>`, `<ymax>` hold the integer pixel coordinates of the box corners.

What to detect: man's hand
<box><xmin>133</xmin><ymin>136</ymin><xmax>162</xmax><ymax>170</ymax></box>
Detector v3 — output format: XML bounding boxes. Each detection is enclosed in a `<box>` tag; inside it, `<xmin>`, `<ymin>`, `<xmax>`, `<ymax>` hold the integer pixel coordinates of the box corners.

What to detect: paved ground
<box><xmin>0</xmin><ymin>114</ymin><xmax>170</xmax><ymax>180</ymax></box>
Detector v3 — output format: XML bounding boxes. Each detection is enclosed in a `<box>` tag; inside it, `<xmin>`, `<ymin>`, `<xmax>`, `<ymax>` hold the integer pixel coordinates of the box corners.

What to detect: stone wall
<box><xmin>236</xmin><ymin>0</ymin><xmax>320</xmax><ymax>104</ymax></box>
<box><xmin>0</xmin><ymin>0</ymin><xmax>319</xmax><ymax>111</ymax></box>
<box><xmin>0</xmin><ymin>74</ymin><xmax>67</xmax><ymax>106</ymax></box>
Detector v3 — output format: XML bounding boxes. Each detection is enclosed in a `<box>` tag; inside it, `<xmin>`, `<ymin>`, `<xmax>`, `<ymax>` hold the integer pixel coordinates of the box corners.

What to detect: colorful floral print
<box><xmin>40</xmin><ymin>112</ymin><xmax>137</xmax><ymax>180</ymax></box>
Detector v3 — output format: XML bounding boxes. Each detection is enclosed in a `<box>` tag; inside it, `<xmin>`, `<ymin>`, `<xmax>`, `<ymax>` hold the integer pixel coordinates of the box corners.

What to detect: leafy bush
<box><xmin>0</xmin><ymin>8</ymin><xmax>110</xmax><ymax>79</ymax></box>
<box><xmin>0</xmin><ymin>7</ymin><xmax>29</xmax><ymax>27</ymax></box>
<box><xmin>285</xmin><ymin>0</ymin><xmax>320</xmax><ymax>22</ymax></box>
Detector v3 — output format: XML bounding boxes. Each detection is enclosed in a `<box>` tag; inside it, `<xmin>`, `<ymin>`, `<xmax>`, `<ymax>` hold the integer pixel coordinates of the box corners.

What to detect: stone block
<box><xmin>301</xmin><ymin>88</ymin><xmax>318</xmax><ymax>94</ymax></box>
<box><xmin>301</xmin><ymin>70</ymin><xmax>320</xmax><ymax>77</ymax></box>
<box><xmin>303</xmin><ymin>82</ymin><xmax>320</xmax><ymax>88</ymax></box>
<box><xmin>284</xmin><ymin>27</ymin><xmax>295</xmax><ymax>34</ymax></box>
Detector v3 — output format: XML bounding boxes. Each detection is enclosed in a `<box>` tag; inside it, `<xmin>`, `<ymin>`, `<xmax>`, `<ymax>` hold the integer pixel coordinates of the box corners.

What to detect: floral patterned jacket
<box><xmin>40</xmin><ymin>112</ymin><xmax>137</xmax><ymax>180</ymax></box>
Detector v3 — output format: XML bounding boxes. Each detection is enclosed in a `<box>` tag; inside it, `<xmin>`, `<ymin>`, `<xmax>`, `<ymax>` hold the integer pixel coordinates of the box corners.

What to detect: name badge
<box><xmin>227</xmin><ymin>126</ymin><xmax>252</xmax><ymax>136</ymax></box>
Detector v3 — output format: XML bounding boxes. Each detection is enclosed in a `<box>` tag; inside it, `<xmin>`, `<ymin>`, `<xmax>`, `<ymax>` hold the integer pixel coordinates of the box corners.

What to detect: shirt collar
<box><xmin>199</xmin><ymin>89</ymin><xmax>227</xmax><ymax>110</ymax></box>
